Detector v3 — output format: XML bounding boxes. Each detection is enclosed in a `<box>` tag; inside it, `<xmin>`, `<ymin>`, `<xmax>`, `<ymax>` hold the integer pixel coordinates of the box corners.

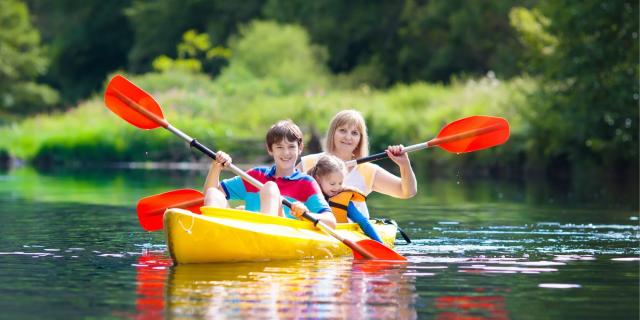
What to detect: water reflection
<box><xmin>134</xmin><ymin>252</ymin><xmax>530</xmax><ymax>319</ymax></box>
<box><xmin>434</xmin><ymin>295</ymin><xmax>508</xmax><ymax>320</ymax></box>
<box><xmin>150</xmin><ymin>255</ymin><xmax>416</xmax><ymax>319</ymax></box>
<box><xmin>130</xmin><ymin>249</ymin><xmax>640</xmax><ymax>319</ymax></box>
<box><xmin>134</xmin><ymin>253</ymin><xmax>171</xmax><ymax>320</ymax></box>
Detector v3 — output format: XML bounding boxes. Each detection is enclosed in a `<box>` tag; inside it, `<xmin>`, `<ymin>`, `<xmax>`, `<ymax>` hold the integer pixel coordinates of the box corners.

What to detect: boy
<box><xmin>204</xmin><ymin>120</ymin><xmax>336</xmax><ymax>228</ymax></box>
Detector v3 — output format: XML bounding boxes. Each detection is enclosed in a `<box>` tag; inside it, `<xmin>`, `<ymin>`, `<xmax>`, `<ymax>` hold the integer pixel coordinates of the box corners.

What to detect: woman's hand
<box><xmin>385</xmin><ymin>144</ymin><xmax>410</xmax><ymax>167</ymax></box>
<box><xmin>373</xmin><ymin>144</ymin><xmax>417</xmax><ymax>199</ymax></box>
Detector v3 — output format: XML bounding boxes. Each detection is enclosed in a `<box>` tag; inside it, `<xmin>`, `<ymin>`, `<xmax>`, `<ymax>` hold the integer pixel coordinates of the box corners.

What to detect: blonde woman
<box><xmin>299</xmin><ymin>110</ymin><xmax>417</xmax><ymax>218</ymax></box>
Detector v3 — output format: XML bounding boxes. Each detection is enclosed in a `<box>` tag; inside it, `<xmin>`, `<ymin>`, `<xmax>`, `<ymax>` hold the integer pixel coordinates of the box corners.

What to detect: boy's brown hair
<box><xmin>266</xmin><ymin>120</ymin><xmax>304</xmax><ymax>151</ymax></box>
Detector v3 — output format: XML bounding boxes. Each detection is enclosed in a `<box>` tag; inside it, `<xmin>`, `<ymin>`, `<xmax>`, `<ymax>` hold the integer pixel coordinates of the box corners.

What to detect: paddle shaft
<box><xmin>345</xmin><ymin>122</ymin><xmax>505</xmax><ymax>167</ymax></box>
<box><xmin>112</xmin><ymin>87</ymin><xmax>376</xmax><ymax>258</ymax></box>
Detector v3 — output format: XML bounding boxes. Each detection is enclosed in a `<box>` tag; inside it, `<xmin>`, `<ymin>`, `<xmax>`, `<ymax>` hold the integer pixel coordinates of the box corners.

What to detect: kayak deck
<box><xmin>164</xmin><ymin>207</ymin><xmax>398</xmax><ymax>264</ymax></box>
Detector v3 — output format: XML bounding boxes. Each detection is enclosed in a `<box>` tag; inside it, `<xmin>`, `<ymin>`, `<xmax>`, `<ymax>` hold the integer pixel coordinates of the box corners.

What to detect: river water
<box><xmin>0</xmin><ymin>167</ymin><xmax>637</xmax><ymax>319</ymax></box>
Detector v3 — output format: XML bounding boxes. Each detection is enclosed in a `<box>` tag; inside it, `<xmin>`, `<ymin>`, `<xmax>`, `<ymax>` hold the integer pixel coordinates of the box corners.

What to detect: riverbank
<box><xmin>0</xmin><ymin>71</ymin><xmax>636</xmax><ymax>179</ymax></box>
<box><xmin>0</xmin><ymin>71</ymin><xmax>528</xmax><ymax>172</ymax></box>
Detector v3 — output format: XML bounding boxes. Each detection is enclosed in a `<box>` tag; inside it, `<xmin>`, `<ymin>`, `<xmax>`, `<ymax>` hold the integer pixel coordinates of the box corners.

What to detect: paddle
<box><xmin>136</xmin><ymin>189</ymin><xmax>204</xmax><ymax>231</ymax></box>
<box><xmin>104</xmin><ymin>74</ymin><xmax>405</xmax><ymax>261</ymax></box>
<box><xmin>344</xmin><ymin>115</ymin><xmax>510</xmax><ymax>167</ymax></box>
<box><xmin>142</xmin><ymin>116</ymin><xmax>508</xmax><ymax>232</ymax></box>
<box><xmin>136</xmin><ymin>117</ymin><xmax>507</xmax><ymax>237</ymax></box>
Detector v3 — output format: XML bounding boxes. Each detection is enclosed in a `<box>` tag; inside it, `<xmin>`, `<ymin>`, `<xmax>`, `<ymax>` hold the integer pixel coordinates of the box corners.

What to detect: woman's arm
<box><xmin>371</xmin><ymin>145</ymin><xmax>417</xmax><ymax>199</ymax></box>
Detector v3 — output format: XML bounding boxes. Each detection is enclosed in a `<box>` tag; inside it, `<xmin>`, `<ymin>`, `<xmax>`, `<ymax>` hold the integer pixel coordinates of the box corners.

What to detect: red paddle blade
<box><xmin>351</xmin><ymin>239</ymin><xmax>407</xmax><ymax>261</ymax></box>
<box><xmin>104</xmin><ymin>75</ymin><xmax>165</xmax><ymax>130</ymax></box>
<box><xmin>136</xmin><ymin>189</ymin><xmax>204</xmax><ymax>231</ymax></box>
<box><xmin>433</xmin><ymin>116</ymin><xmax>510</xmax><ymax>153</ymax></box>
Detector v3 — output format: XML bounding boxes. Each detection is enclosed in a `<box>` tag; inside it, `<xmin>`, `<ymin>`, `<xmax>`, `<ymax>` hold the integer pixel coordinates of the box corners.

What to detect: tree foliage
<box><xmin>263</xmin><ymin>0</ymin><xmax>530</xmax><ymax>85</ymax></box>
<box><xmin>152</xmin><ymin>30</ymin><xmax>231</xmax><ymax>73</ymax></box>
<box><xmin>4</xmin><ymin>0</ymin><xmax>636</xmax><ymax>176</ymax></box>
<box><xmin>216</xmin><ymin>21</ymin><xmax>330</xmax><ymax>95</ymax></box>
<box><xmin>27</xmin><ymin>0</ymin><xmax>133</xmax><ymax>105</ymax></box>
<box><xmin>0</xmin><ymin>0</ymin><xmax>58</xmax><ymax>116</ymax></box>
<box><xmin>126</xmin><ymin>0</ymin><xmax>265</xmax><ymax>73</ymax></box>
<box><xmin>22</xmin><ymin>0</ymin><xmax>531</xmax><ymax>104</ymax></box>
<box><xmin>512</xmin><ymin>0</ymin><xmax>638</xmax><ymax>174</ymax></box>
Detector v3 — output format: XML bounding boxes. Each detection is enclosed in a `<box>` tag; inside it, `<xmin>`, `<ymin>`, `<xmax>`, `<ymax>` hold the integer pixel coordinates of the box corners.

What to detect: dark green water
<box><xmin>0</xmin><ymin>167</ymin><xmax>637</xmax><ymax>319</ymax></box>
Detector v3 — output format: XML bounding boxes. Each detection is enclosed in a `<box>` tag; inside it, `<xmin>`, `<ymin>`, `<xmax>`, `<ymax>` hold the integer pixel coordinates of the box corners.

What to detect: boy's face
<box><xmin>268</xmin><ymin>139</ymin><xmax>302</xmax><ymax>171</ymax></box>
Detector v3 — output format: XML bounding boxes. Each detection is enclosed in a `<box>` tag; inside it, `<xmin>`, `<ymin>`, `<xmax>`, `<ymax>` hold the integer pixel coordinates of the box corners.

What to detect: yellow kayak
<box><xmin>163</xmin><ymin>207</ymin><xmax>398</xmax><ymax>264</ymax></box>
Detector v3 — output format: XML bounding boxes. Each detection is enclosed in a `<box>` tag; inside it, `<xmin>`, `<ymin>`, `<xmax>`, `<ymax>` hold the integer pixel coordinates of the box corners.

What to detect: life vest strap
<box><xmin>328</xmin><ymin>201</ymin><xmax>348</xmax><ymax>211</ymax></box>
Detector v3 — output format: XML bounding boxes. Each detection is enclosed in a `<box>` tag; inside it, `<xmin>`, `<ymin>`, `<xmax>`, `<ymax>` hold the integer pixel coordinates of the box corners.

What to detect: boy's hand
<box><xmin>290</xmin><ymin>202</ymin><xmax>308</xmax><ymax>220</ymax></box>
<box><xmin>385</xmin><ymin>144</ymin><xmax>410</xmax><ymax>167</ymax></box>
<box><xmin>213</xmin><ymin>151</ymin><xmax>232</xmax><ymax>168</ymax></box>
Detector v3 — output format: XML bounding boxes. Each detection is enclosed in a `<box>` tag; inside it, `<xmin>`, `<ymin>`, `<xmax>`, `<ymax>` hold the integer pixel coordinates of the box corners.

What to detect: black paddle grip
<box><xmin>190</xmin><ymin>139</ymin><xmax>217</xmax><ymax>159</ymax></box>
<box><xmin>356</xmin><ymin>151</ymin><xmax>388</xmax><ymax>164</ymax></box>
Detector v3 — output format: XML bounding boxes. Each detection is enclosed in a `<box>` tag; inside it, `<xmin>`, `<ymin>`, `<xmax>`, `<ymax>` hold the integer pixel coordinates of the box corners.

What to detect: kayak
<box><xmin>163</xmin><ymin>207</ymin><xmax>398</xmax><ymax>264</ymax></box>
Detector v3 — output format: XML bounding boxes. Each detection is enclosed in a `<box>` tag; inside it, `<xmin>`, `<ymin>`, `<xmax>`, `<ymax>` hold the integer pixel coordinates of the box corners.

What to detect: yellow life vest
<box><xmin>327</xmin><ymin>190</ymin><xmax>367</xmax><ymax>223</ymax></box>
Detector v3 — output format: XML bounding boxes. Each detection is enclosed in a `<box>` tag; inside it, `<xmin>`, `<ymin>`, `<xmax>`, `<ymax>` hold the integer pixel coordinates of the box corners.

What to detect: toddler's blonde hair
<box><xmin>307</xmin><ymin>154</ymin><xmax>346</xmax><ymax>180</ymax></box>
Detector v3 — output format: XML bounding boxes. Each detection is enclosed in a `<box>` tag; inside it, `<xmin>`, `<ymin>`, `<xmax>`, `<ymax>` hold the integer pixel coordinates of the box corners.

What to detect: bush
<box><xmin>216</xmin><ymin>21</ymin><xmax>330</xmax><ymax>96</ymax></box>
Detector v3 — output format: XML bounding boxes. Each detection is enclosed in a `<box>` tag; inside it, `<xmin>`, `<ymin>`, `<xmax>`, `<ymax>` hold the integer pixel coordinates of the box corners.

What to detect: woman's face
<box><xmin>333</xmin><ymin>124</ymin><xmax>361</xmax><ymax>157</ymax></box>
<box><xmin>318</xmin><ymin>171</ymin><xmax>344</xmax><ymax>198</ymax></box>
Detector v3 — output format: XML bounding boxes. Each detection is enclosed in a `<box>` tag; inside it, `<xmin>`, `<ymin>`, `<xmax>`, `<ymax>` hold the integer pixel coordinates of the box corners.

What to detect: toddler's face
<box><xmin>318</xmin><ymin>171</ymin><xmax>344</xmax><ymax>198</ymax></box>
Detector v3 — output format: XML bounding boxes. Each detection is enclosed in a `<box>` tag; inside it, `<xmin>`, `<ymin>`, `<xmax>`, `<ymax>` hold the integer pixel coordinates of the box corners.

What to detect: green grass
<box><xmin>0</xmin><ymin>70</ymin><xmax>534</xmax><ymax>173</ymax></box>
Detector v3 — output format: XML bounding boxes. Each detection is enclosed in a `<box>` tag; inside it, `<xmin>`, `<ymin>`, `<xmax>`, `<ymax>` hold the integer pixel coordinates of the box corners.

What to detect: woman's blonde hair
<box><xmin>324</xmin><ymin>110</ymin><xmax>369</xmax><ymax>159</ymax></box>
<box><xmin>307</xmin><ymin>154</ymin><xmax>346</xmax><ymax>180</ymax></box>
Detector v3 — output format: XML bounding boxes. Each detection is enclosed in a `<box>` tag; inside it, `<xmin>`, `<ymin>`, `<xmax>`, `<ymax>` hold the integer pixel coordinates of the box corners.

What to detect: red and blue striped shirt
<box><xmin>221</xmin><ymin>166</ymin><xmax>331</xmax><ymax>219</ymax></box>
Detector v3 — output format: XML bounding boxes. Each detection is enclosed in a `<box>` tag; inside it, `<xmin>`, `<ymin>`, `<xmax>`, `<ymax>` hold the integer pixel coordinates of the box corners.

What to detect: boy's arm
<box><xmin>203</xmin><ymin>161</ymin><xmax>224</xmax><ymax>192</ymax></box>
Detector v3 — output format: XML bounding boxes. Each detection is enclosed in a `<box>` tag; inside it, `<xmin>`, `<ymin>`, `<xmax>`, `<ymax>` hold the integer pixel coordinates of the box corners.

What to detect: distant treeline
<box><xmin>23</xmin><ymin>0</ymin><xmax>531</xmax><ymax>105</ymax></box>
<box><xmin>0</xmin><ymin>0</ymin><xmax>637</xmax><ymax>179</ymax></box>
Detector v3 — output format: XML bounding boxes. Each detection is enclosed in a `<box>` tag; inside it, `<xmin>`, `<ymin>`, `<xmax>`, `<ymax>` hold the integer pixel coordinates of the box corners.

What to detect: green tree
<box><xmin>263</xmin><ymin>0</ymin><xmax>404</xmax><ymax>86</ymax></box>
<box><xmin>27</xmin><ymin>0</ymin><xmax>133</xmax><ymax>105</ymax></box>
<box><xmin>126</xmin><ymin>0</ymin><xmax>264</xmax><ymax>74</ymax></box>
<box><xmin>263</xmin><ymin>0</ymin><xmax>531</xmax><ymax>85</ymax></box>
<box><xmin>0</xmin><ymin>0</ymin><xmax>59</xmax><ymax>116</ymax></box>
<box><xmin>216</xmin><ymin>21</ymin><xmax>330</xmax><ymax>95</ymax></box>
<box><xmin>512</xmin><ymin>1</ymin><xmax>638</xmax><ymax>175</ymax></box>
<box><xmin>394</xmin><ymin>0</ymin><xmax>530</xmax><ymax>82</ymax></box>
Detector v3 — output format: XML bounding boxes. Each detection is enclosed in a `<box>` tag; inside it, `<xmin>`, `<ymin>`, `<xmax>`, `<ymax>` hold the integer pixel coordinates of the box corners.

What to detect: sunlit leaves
<box><xmin>152</xmin><ymin>30</ymin><xmax>230</xmax><ymax>74</ymax></box>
